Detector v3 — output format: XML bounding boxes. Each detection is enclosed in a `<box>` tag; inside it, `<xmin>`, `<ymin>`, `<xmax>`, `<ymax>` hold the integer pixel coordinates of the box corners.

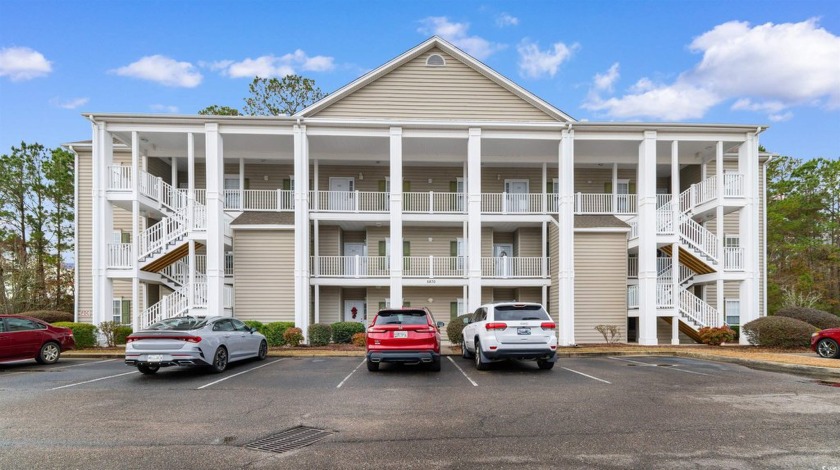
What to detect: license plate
<box><xmin>517</xmin><ymin>328</ymin><xmax>531</xmax><ymax>335</ymax></box>
<box><xmin>393</xmin><ymin>331</ymin><xmax>408</xmax><ymax>339</ymax></box>
<box><xmin>147</xmin><ymin>355</ymin><xmax>163</xmax><ymax>362</ymax></box>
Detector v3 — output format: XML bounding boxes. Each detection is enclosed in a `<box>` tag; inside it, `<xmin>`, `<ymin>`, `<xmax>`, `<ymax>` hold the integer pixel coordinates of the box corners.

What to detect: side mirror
<box><xmin>463</xmin><ymin>318</ymin><xmax>471</xmax><ymax>325</ymax></box>
<box><xmin>436</xmin><ymin>321</ymin><xmax>445</xmax><ymax>328</ymax></box>
<box><xmin>249</xmin><ymin>327</ymin><xmax>256</xmax><ymax>334</ymax></box>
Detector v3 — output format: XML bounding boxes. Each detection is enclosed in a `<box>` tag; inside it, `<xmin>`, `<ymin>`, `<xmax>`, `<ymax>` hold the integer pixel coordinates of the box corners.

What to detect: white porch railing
<box><xmin>224</xmin><ymin>285</ymin><xmax>233</xmax><ymax>309</ymax></box>
<box><xmin>724</xmin><ymin>173</ymin><xmax>744</xmax><ymax>197</ymax></box>
<box><xmin>403</xmin><ymin>192</ymin><xmax>465</xmax><ymax>213</ymax></box>
<box><xmin>724</xmin><ymin>247</ymin><xmax>744</xmax><ymax>271</ymax></box>
<box><xmin>310</xmin><ymin>190</ymin><xmax>389</xmax><ymax>212</ymax></box>
<box><xmin>657</xmin><ymin>283</ymin><xmax>674</xmax><ymax>308</ymax></box>
<box><xmin>481</xmin><ymin>193</ymin><xmax>545</xmax><ymax>214</ymax></box>
<box><xmin>627</xmin><ymin>285</ymin><xmax>639</xmax><ymax>309</ymax></box>
<box><xmin>657</xmin><ymin>202</ymin><xmax>675</xmax><ymax>235</ymax></box>
<box><xmin>107</xmin><ymin>243</ymin><xmax>133</xmax><ymax>268</ymax></box>
<box><xmin>480</xmin><ymin>257</ymin><xmax>549</xmax><ymax>278</ymax></box>
<box><xmin>310</xmin><ymin>256</ymin><xmax>389</xmax><ymax>277</ymax></box>
<box><xmin>574</xmin><ymin>193</ymin><xmax>638</xmax><ymax>214</ymax></box>
<box><xmin>679</xmin><ymin>173</ymin><xmax>745</xmax><ymax>214</ymax></box>
<box><xmin>142</xmin><ymin>286</ymin><xmax>189</xmax><ymax>328</ymax></box>
<box><xmin>403</xmin><ymin>256</ymin><xmax>468</xmax><ymax>278</ymax></box>
<box><xmin>194</xmin><ymin>253</ymin><xmax>234</xmax><ymax>276</ymax></box>
<box><xmin>628</xmin><ymin>257</ymin><xmax>638</xmax><ymax>278</ymax></box>
<box><xmin>629</xmin><ymin>219</ymin><xmax>639</xmax><ymax>240</ymax></box>
<box><xmin>108</xmin><ymin>165</ymin><xmax>132</xmax><ymax>190</ymax></box>
<box><xmin>680</xmin><ymin>289</ymin><xmax>720</xmax><ymax>328</ymax></box>
<box><xmin>222</xmin><ymin>189</ymin><xmax>294</xmax><ymax>211</ymax></box>
<box><xmin>679</xmin><ymin>217</ymin><xmax>719</xmax><ymax>263</ymax></box>
<box><xmin>138</xmin><ymin>212</ymin><xmax>188</xmax><ymax>260</ymax></box>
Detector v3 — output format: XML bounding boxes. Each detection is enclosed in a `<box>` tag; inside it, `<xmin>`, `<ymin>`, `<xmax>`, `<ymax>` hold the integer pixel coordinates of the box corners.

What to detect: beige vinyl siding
<box><xmin>403</xmin><ymin>227</ymin><xmax>463</xmax><ymax>257</ymax></box>
<box><xmin>515</xmin><ymin>228</ymin><xmax>542</xmax><ymax>258</ymax></box>
<box><xmin>493</xmin><ymin>288</ymin><xmax>516</xmax><ymax>301</ymax></box>
<box><xmin>401</xmin><ymin>286</ymin><xmax>462</xmax><ymax>325</ymax></box>
<box><xmin>233</xmin><ymin>229</ymin><xmax>295</xmax><ymax>323</ymax></box>
<box><xmin>343</xmin><ymin>231</ymin><xmax>366</xmax><ymax>245</ymax></box>
<box><xmin>705</xmin><ymin>281</ymin><xmax>740</xmax><ymax>311</ymax></box>
<box><xmin>315</xmin><ymin>48</ymin><xmax>556</xmax><ymax>121</ymax></box>
<box><xmin>318</xmin><ymin>225</ymin><xmax>341</xmax><ymax>256</ymax></box>
<box><xmin>76</xmin><ymin>150</ymin><xmax>94</xmax><ymax>319</ymax></box>
<box><xmin>146</xmin><ymin>157</ymin><xmax>172</xmax><ymax>181</ymax></box>
<box><xmin>184</xmin><ymin>163</ymin><xmax>294</xmax><ymax>190</ymax></box>
<box><xmin>481</xmin><ymin>287</ymin><xmax>493</xmax><ymax>305</ymax></box>
<box><xmin>482</xmin><ymin>227</ymin><xmax>493</xmax><ymax>257</ymax></box>
<box><xmin>319</xmin><ymin>166</ymin><xmax>389</xmax><ymax>192</ymax></box>
<box><xmin>403</xmin><ymin>167</ymin><xmax>465</xmax><ymax>193</ymax></box>
<box><xmin>573</xmin><ymin>168</ymin><xmax>637</xmax><ymax>194</ymax></box>
<box><xmin>318</xmin><ymin>287</ymin><xmax>342</xmax><ymax>324</ymax></box>
<box><xmin>548</xmin><ymin>223</ymin><xmax>559</xmax><ymax>320</ymax></box>
<box><xmin>574</xmin><ymin>232</ymin><xmax>628</xmax><ymax>344</ymax></box>
<box><xmin>680</xmin><ymin>165</ymin><xmax>702</xmax><ymax>191</ymax></box>
<box><xmin>516</xmin><ymin>287</ymin><xmax>542</xmax><ymax>304</ymax></box>
<box><xmin>492</xmin><ymin>232</ymin><xmax>514</xmax><ymax>245</ymax></box>
<box><xmin>481</xmin><ymin>167</ymin><xmax>545</xmax><ymax>194</ymax></box>
<box><xmin>656</xmin><ymin>318</ymin><xmax>695</xmax><ymax>344</ymax></box>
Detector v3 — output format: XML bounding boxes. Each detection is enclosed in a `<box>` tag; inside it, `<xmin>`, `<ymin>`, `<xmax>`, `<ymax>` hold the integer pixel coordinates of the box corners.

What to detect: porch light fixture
<box><xmin>264</xmin><ymin>175</ymin><xmax>269</xmax><ymax>181</ymax></box>
<box><xmin>428</xmin><ymin>297</ymin><xmax>434</xmax><ymax>303</ymax></box>
<box><xmin>359</xmin><ymin>172</ymin><xmax>364</xmax><ymax>180</ymax></box>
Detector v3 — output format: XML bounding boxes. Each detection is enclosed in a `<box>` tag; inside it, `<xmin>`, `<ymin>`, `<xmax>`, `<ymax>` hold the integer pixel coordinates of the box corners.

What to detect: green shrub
<box><xmin>698</xmin><ymin>325</ymin><xmax>736</xmax><ymax>346</ymax></box>
<box><xmin>742</xmin><ymin>316</ymin><xmax>818</xmax><ymax>348</ymax></box>
<box><xmin>263</xmin><ymin>321</ymin><xmax>296</xmax><ymax>346</ymax></box>
<box><xmin>243</xmin><ymin>320</ymin><xmax>265</xmax><ymax>334</ymax></box>
<box><xmin>114</xmin><ymin>325</ymin><xmax>133</xmax><ymax>345</ymax></box>
<box><xmin>283</xmin><ymin>327</ymin><xmax>304</xmax><ymax>347</ymax></box>
<box><xmin>775</xmin><ymin>307</ymin><xmax>840</xmax><ymax>330</ymax></box>
<box><xmin>308</xmin><ymin>323</ymin><xmax>332</xmax><ymax>346</ymax></box>
<box><xmin>447</xmin><ymin>316</ymin><xmax>467</xmax><ymax>346</ymax></box>
<box><xmin>19</xmin><ymin>310</ymin><xmax>74</xmax><ymax>323</ymax></box>
<box><xmin>351</xmin><ymin>332</ymin><xmax>366</xmax><ymax>347</ymax></box>
<box><xmin>332</xmin><ymin>322</ymin><xmax>366</xmax><ymax>343</ymax></box>
<box><xmin>98</xmin><ymin>321</ymin><xmax>122</xmax><ymax>347</ymax></box>
<box><xmin>54</xmin><ymin>322</ymin><xmax>98</xmax><ymax>349</ymax></box>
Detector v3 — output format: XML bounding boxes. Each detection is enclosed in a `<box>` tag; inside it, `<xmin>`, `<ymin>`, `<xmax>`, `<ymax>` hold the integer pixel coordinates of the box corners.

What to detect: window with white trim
<box><xmin>112</xmin><ymin>298</ymin><xmax>130</xmax><ymax>324</ymax></box>
<box><xmin>725</xmin><ymin>299</ymin><xmax>740</xmax><ymax>326</ymax></box>
<box><xmin>426</xmin><ymin>54</ymin><xmax>445</xmax><ymax>67</ymax></box>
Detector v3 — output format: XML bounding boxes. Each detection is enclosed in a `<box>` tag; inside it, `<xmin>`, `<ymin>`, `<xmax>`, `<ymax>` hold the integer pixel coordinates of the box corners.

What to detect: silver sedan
<box><xmin>125</xmin><ymin>316</ymin><xmax>268</xmax><ymax>374</ymax></box>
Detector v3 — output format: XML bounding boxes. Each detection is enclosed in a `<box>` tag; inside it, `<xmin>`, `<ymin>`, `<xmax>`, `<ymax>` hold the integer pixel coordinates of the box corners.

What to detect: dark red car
<box><xmin>366</xmin><ymin>307</ymin><xmax>444</xmax><ymax>372</ymax></box>
<box><xmin>0</xmin><ymin>315</ymin><xmax>75</xmax><ymax>364</ymax></box>
<box><xmin>811</xmin><ymin>328</ymin><xmax>840</xmax><ymax>359</ymax></box>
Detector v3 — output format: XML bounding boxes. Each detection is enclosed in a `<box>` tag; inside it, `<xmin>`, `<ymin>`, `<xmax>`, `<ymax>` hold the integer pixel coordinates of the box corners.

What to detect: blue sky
<box><xmin>1</xmin><ymin>0</ymin><xmax>838</xmax><ymax>159</ymax></box>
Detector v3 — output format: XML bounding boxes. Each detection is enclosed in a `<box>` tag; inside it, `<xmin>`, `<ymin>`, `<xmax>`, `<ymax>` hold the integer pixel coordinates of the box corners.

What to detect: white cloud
<box><xmin>50</xmin><ymin>97</ymin><xmax>89</xmax><ymax>109</ymax></box>
<box><xmin>593</xmin><ymin>63</ymin><xmax>620</xmax><ymax>92</ymax></box>
<box><xmin>216</xmin><ymin>50</ymin><xmax>335</xmax><ymax>78</ymax></box>
<box><xmin>150</xmin><ymin>104</ymin><xmax>179</xmax><ymax>113</ymax></box>
<box><xmin>496</xmin><ymin>13</ymin><xmax>519</xmax><ymax>27</ymax></box>
<box><xmin>517</xmin><ymin>40</ymin><xmax>577</xmax><ymax>79</ymax></box>
<box><xmin>0</xmin><ymin>47</ymin><xmax>52</xmax><ymax>81</ymax></box>
<box><xmin>113</xmin><ymin>55</ymin><xmax>202</xmax><ymax>88</ymax></box>
<box><xmin>584</xmin><ymin>19</ymin><xmax>840</xmax><ymax>121</ymax></box>
<box><xmin>418</xmin><ymin>17</ymin><xmax>504</xmax><ymax>60</ymax></box>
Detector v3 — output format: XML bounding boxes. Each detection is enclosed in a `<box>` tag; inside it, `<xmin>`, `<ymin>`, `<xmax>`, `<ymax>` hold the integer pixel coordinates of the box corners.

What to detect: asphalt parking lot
<box><xmin>2</xmin><ymin>355</ymin><xmax>839</xmax><ymax>469</ymax></box>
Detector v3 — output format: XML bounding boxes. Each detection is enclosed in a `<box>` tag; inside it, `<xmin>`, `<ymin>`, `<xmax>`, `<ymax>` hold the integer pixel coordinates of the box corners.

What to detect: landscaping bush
<box><xmin>243</xmin><ymin>320</ymin><xmax>265</xmax><ymax>335</ymax></box>
<box><xmin>308</xmin><ymin>323</ymin><xmax>332</xmax><ymax>346</ymax></box>
<box><xmin>447</xmin><ymin>317</ymin><xmax>467</xmax><ymax>346</ymax></box>
<box><xmin>283</xmin><ymin>327</ymin><xmax>304</xmax><ymax>347</ymax></box>
<box><xmin>775</xmin><ymin>307</ymin><xmax>840</xmax><ymax>330</ymax></box>
<box><xmin>697</xmin><ymin>325</ymin><xmax>736</xmax><ymax>346</ymax></box>
<box><xmin>19</xmin><ymin>310</ymin><xmax>74</xmax><ymax>323</ymax></box>
<box><xmin>351</xmin><ymin>332</ymin><xmax>366</xmax><ymax>347</ymax></box>
<box><xmin>98</xmin><ymin>321</ymin><xmax>131</xmax><ymax>347</ymax></box>
<box><xmin>54</xmin><ymin>322</ymin><xmax>98</xmax><ymax>349</ymax></box>
<box><xmin>332</xmin><ymin>322</ymin><xmax>366</xmax><ymax>344</ymax></box>
<box><xmin>742</xmin><ymin>316</ymin><xmax>818</xmax><ymax>348</ymax></box>
<box><xmin>263</xmin><ymin>321</ymin><xmax>296</xmax><ymax>346</ymax></box>
<box><xmin>114</xmin><ymin>325</ymin><xmax>133</xmax><ymax>345</ymax></box>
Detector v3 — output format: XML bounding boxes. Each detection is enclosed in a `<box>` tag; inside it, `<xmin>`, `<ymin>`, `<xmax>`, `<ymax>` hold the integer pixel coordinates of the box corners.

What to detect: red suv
<box><xmin>366</xmin><ymin>308</ymin><xmax>444</xmax><ymax>372</ymax></box>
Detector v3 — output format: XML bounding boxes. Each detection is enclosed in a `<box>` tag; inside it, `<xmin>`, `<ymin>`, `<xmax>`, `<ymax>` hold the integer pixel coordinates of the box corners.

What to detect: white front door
<box><xmin>616</xmin><ymin>179</ymin><xmax>630</xmax><ymax>213</ymax></box>
<box><xmin>494</xmin><ymin>243</ymin><xmax>513</xmax><ymax>277</ymax></box>
<box><xmin>504</xmin><ymin>179</ymin><xmax>529</xmax><ymax>212</ymax></box>
<box><xmin>344</xmin><ymin>243</ymin><xmax>365</xmax><ymax>276</ymax></box>
<box><xmin>344</xmin><ymin>300</ymin><xmax>366</xmax><ymax>323</ymax></box>
<box><xmin>329</xmin><ymin>177</ymin><xmax>355</xmax><ymax>211</ymax></box>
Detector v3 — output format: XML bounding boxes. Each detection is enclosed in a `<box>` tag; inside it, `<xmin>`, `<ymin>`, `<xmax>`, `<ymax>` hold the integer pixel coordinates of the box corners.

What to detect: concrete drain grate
<box><xmin>244</xmin><ymin>426</ymin><xmax>333</xmax><ymax>454</ymax></box>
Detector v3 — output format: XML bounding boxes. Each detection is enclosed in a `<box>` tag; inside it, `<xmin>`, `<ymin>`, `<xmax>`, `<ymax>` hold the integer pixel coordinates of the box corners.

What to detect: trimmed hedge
<box><xmin>447</xmin><ymin>317</ymin><xmax>467</xmax><ymax>346</ymax></box>
<box><xmin>243</xmin><ymin>320</ymin><xmax>266</xmax><ymax>335</ymax></box>
<box><xmin>351</xmin><ymin>332</ymin><xmax>366</xmax><ymax>347</ymax></box>
<box><xmin>283</xmin><ymin>327</ymin><xmax>303</xmax><ymax>347</ymax></box>
<box><xmin>114</xmin><ymin>326</ymin><xmax>133</xmax><ymax>345</ymax></box>
<box><xmin>775</xmin><ymin>307</ymin><xmax>840</xmax><ymax>330</ymax></box>
<box><xmin>263</xmin><ymin>321</ymin><xmax>296</xmax><ymax>346</ymax></box>
<box><xmin>308</xmin><ymin>323</ymin><xmax>332</xmax><ymax>346</ymax></box>
<box><xmin>742</xmin><ymin>316</ymin><xmax>818</xmax><ymax>348</ymax></box>
<box><xmin>19</xmin><ymin>310</ymin><xmax>73</xmax><ymax>323</ymax></box>
<box><xmin>332</xmin><ymin>322</ymin><xmax>365</xmax><ymax>343</ymax></box>
<box><xmin>54</xmin><ymin>322</ymin><xmax>98</xmax><ymax>349</ymax></box>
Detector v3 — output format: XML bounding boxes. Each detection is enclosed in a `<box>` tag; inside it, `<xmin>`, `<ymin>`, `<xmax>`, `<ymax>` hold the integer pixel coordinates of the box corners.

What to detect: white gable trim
<box><xmin>297</xmin><ymin>36</ymin><xmax>575</xmax><ymax>122</ymax></box>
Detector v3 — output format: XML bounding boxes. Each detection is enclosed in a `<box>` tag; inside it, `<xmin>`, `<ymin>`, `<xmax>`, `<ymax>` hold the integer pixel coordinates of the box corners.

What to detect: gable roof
<box><xmin>297</xmin><ymin>36</ymin><xmax>575</xmax><ymax>122</ymax></box>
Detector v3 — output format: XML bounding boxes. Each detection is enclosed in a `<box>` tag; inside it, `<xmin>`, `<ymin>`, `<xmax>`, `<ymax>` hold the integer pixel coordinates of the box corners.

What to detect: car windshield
<box><xmin>374</xmin><ymin>310</ymin><xmax>429</xmax><ymax>326</ymax></box>
<box><xmin>494</xmin><ymin>305</ymin><xmax>551</xmax><ymax>321</ymax></box>
<box><xmin>146</xmin><ymin>316</ymin><xmax>207</xmax><ymax>331</ymax></box>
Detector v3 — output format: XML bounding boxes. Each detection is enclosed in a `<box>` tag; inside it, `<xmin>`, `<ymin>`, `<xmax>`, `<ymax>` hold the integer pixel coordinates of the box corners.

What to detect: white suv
<box><xmin>461</xmin><ymin>302</ymin><xmax>557</xmax><ymax>370</ymax></box>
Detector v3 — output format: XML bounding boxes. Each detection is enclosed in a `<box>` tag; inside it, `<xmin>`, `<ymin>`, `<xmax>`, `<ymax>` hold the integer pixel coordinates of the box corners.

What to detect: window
<box><xmin>450</xmin><ymin>298</ymin><xmax>465</xmax><ymax>320</ymax></box>
<box><xmin>7</xmin><ymin>317</ymin><xmax>45</xmax><ymax>331</ymax></box>
<box><xmin>113</xmin><ymin>299</ymin><xmax>130</xmax><ymax>324</ymax></box>
<box><xmin>232</xmin><ymin>319</ymin><xmax>249</xmax><ymax>332</ymax></box>
<box><xmin>725</xmin><ymin>299</ymin><xmax>741</xmax><ymax>326</ymax></box>
<box><xmin>493</xmin><ymin>304</ymin><xmax>551</xmax><ymax>321</ymax></box>
<box><xmin>425</xmin><ymin>54</ymin><xmax>445</xmax><ymax>67</ymax></box>
<box><xmin>0</xmin><ymin>319</ymin><xmax>6</xmax><ymax>332</ymax></box>
<box><xmin>213</xmin><ymin>319</ymin><xmax>235</xmax><ymax>332</ymax></box>
<box><xmin>724</xmin><ymin>235</ymin><xmax>740</xmax><ymax>248</ymax></box>
<box><xmin>374</xmin><ymin>310</ymin><xmax>428</xmax><ymax>326</ymax></box>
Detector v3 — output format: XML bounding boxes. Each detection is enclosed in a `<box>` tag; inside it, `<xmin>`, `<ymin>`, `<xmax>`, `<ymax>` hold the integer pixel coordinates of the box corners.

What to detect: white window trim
<box><xmin>425</xmin><ymin>54</ymin><xmax>446</xmax><ymax>67</ymax></box>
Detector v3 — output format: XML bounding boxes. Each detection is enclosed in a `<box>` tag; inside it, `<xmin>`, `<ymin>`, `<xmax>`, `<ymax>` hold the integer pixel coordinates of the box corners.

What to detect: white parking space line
<box><xmin>447</xmin><ymin>357</ymin><xmax>478</xmax><ymax>386</ymax></box>
<box><xmin>197</xmin><ymin>359</ymin><xmax>285</xmax><ymax>390</ymax></box>
<box><xmin>50</xmin><ymin>370</ymin><xmax>138</xmax><ymax>390</ymax></box>
<box><xmin>609</xmin><ymin>356</ymin><xmax>713</xmax><ymax>376</ymax></box>
<box><xmin>57</xmin><ymin>359</ymin><xmax>118</xmax><ymax>369</ymax></box>
<box><xmin>561</xmin><ymin>367</ymin><xmax>611</xmax><ymax>384</ymax></box>
<box><xmin>337</xmin><ymin>359</ymin><xmax>366</xmax><ymax>389</ymax></box>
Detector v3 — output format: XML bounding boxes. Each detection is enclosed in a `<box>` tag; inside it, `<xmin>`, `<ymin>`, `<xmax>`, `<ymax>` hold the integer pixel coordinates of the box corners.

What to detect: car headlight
<box><xmin>811</xmin><ymin>332</ymin><xmax>819</xmax><ymax>337</ymax></box>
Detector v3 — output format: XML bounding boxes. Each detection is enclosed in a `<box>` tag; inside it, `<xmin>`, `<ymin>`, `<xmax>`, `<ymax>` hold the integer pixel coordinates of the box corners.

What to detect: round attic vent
<box><xmin>426</xmin><ymin>54</ymin><xmax>445</xmax><ymax>67</ymax></box>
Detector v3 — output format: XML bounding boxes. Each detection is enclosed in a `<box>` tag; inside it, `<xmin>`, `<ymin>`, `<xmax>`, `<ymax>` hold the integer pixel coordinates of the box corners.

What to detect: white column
<box><xmin>558</xmin><ymin>129</ymin><xmax>575</xmax><ymax>346</ymax></box>
<box><xmin>389</xmin><ymin>127</ymin><xmax>403</xmax><ymax>307</ymax></box>
<box><xmin>715</xmin><ymin>141</ymin><xmax>725</xmax><ymax>327</ymax></box>
<box><xmin>239</xmin><ymin>157</ymin><xmax>245</xmax><ymax>211</ymax></box>
<box><xmin>188</xmin><ymin>239</ymin><xmax>196</xmax><ymax>311</ymax></box>
<box><xmin>293</xmin><ymin>125</ymin><xmax>311</xmax><ymax>337</ymax></box>
<box><xmin>92</xmin><ymin>122</ymin><xmax>114</xmax><ymax>329</ymax></box>
<box><xmin>205</xmin><ymin>123</ymin><xmax>226</xmax><ymax>316</ymax></box>
<box><xmin>671</xmin><ymin>141</ymin><xmax>680</xmax><ymax>345</ymax></box>
<box><xmin>638</xmin><ymin>131</ymin><xmax>658</xmax><ymax>345</ymax></box>
<box><xmin>131</xmin><ymin>131</ymin><xmax>141</xmax><ymax>331</ymax></box>
<box><xmin>467</xmin><ymin>128</ymin><xmax>482</xmax><ymax>311</ymax></box>
<box><xmin>187</xmin><ymin>133</ymin><xmax>195</xmax><ymax>312</ymax></box>
<box><xmin>738</xmin><ymin>131</ymin><xmax>761</xmax><ymax>342</ymax></box>
<box><xmin>612</xmin><ymin>163</ymin><xmax>618</xmax><ymax>213</ymax></box>
<box><xmin>171</xmin><ymin>157</ymin><xmax>178</xmax><ymax>188</ymax></box>
<box><xmin>313</xmin><ymin>159</ymin><xmax>319</xmax><ymax>211</ymax></box>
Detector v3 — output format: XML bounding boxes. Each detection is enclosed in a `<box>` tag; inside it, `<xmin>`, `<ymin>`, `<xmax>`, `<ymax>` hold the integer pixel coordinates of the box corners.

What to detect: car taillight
<box><xmin>485</xmin><ymin>322</ymin><xmax>507</xmax><ymax>330</ymax></box>
<box><xmin>126</xmin><ymin>337</ymin><xmax>137</xmax><ymax>343</ymax></box>
<box><xmin>367</xmin><ymin>328</ymin><xmax>385</xmax><ymax>333</ymax></box>
<box><xmin>541</xmin><ymin>322</ymin><xmax>556</xmax><ymax>330</ymax></box>
<box><xmin>184</xmin><ymin>336</ymin><xmax>201</xmax><ymax>343</ymax></box>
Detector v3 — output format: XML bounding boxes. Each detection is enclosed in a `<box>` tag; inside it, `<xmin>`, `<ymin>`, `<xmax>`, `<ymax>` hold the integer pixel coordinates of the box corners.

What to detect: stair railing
<box><xmin>679</xmin><ymin>217</ymin><xmax>719</xmax><ymax>264</ymax></box>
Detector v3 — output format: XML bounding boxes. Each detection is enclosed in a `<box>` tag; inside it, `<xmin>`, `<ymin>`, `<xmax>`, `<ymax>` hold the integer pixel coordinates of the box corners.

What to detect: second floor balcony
<box><xmin>310</xmin><ymin>255</ymin><xmax>550</xmax><ymax>279</ymax></box>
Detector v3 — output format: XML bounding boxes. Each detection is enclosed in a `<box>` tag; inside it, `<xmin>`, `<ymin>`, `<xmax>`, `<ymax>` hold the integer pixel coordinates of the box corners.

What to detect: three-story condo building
<box><xmin>68</xmin><ymin>37</ymin><xmax>769</xmax><ymax>345</ymax></box>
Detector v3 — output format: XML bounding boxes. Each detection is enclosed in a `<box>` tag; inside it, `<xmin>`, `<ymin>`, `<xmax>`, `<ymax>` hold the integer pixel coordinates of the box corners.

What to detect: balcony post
<box><xmin>557</xmin><ymin>128</ymin><xmax>575</xmax><ymax>346</ymax></box>
<box><xmin>429</xmin><ymin>191</ymin><xmax>433</xmax><ymax>214</ymax></box>
<box><xmin>205</xmin><ymin>123</ymin><xmax>226</xmax><ymax>317</ymax></box>
<box><xmin>389</xmin><ymin>127</ymin><xmax>403</xmax><ymax>307</ymax></box>
<box><xmin>467</xmin><ymin>128</ymin><xmax>483</xmax><ymax>312</ymax></box>
<box><xmin>429</xmin><ymin>255</ymin><xmax>434</xmax><ymax>278</ymax></box>
<box><xmin>637</xmin><ymin>130</ymin><xmax>658</xmax><ymax>345</ymax></box>
<box><xmin>293</xmin><ymin>124</ymin><xmax>311</xmax><ymax>338</ymax></box>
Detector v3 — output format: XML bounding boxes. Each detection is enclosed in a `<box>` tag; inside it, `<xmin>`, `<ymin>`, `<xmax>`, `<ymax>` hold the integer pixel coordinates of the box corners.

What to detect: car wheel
<box><xmin>211</xmin><ymin>346</ymin><xmax>228</xmax><ymax>373</ymax></box>
<box><xmin>257</xmin><ymin>340</ymin><xmax>268</xmax><ymax>361</ymax></box>
<box><xmin>138</xmin><ymin>364</ymin><xmax>159</xmax><ymax>375</ymax></box>
<box><xmin>816</xmin><ymin>338</ymin><xmax>840</xmax><ymax>359</ymax></box>
<box><xmin>35</xmin><ymin>342</ymin><xmax>61</xmax><ymax>365</ymax></box>
<box><xmin>461</xmin><ymin>339</ymin><xmax>473</xmax><ymax>359</ymax></box>
<box><xmin>537</xmin><ymin>359</ymin><xmax>555</xmax><ymax>370</ymax></box>
<box><xmin>474</xmin><ymin>340</ymin><xmax>488</xmax><ymax>371</ymax></box>
<box><xmin>366</xmin><ymin>359</ymin><xmax>379</xmax><ymax>372</ymax></box>
<box><xmin>429</xmin><ymin>357</ymin><xmax>441</xmax><ymax>372</ymax></box>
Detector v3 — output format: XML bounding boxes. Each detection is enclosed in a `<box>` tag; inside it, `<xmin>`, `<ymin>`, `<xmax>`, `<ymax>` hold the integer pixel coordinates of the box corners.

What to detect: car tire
<box><xmin>138</xmin><ymin>364</ymin><xmax>159</xmax><ymax>375</ymax></box>
<box><xmin>461</xmin><ymin>339</ymin><xmax>473</xmax><ymax>359</ymax></box>
<box><xmin>816</xmin><ymin>338</ymin><xmax>840</xmax><ymax>359</ymax></box>
<box><xmin>211</xmin><ymin>346</ymin><xmax>228</xmax><ymax>373</ymax></box>
<box><xmin>474</xmin><ymin>340</ymin><xmax>489</xmax><ymax>371</ymax></box>
<box><xmin>429</xmin><ymin>357</ymin><xmax>441</xmax><ymax>372</ymax></box>
<box><xmin>35</xmin><ymin>342</ymin><xmax>61</xmax><ymax>365</ymax></box>
<box><xmin>257</xmin><ymin>340</ymin><xmax>268</xmax><ymax>361</ymax></box>
<box><xmin>366</xmin><ymin>359</ymin><xmax>379</xmax><ymax>372</ymax></box>
<box><xmin>537</xmin><ymin>359</ymin><xmax>555</xmax><ymax>370</ymax></box>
